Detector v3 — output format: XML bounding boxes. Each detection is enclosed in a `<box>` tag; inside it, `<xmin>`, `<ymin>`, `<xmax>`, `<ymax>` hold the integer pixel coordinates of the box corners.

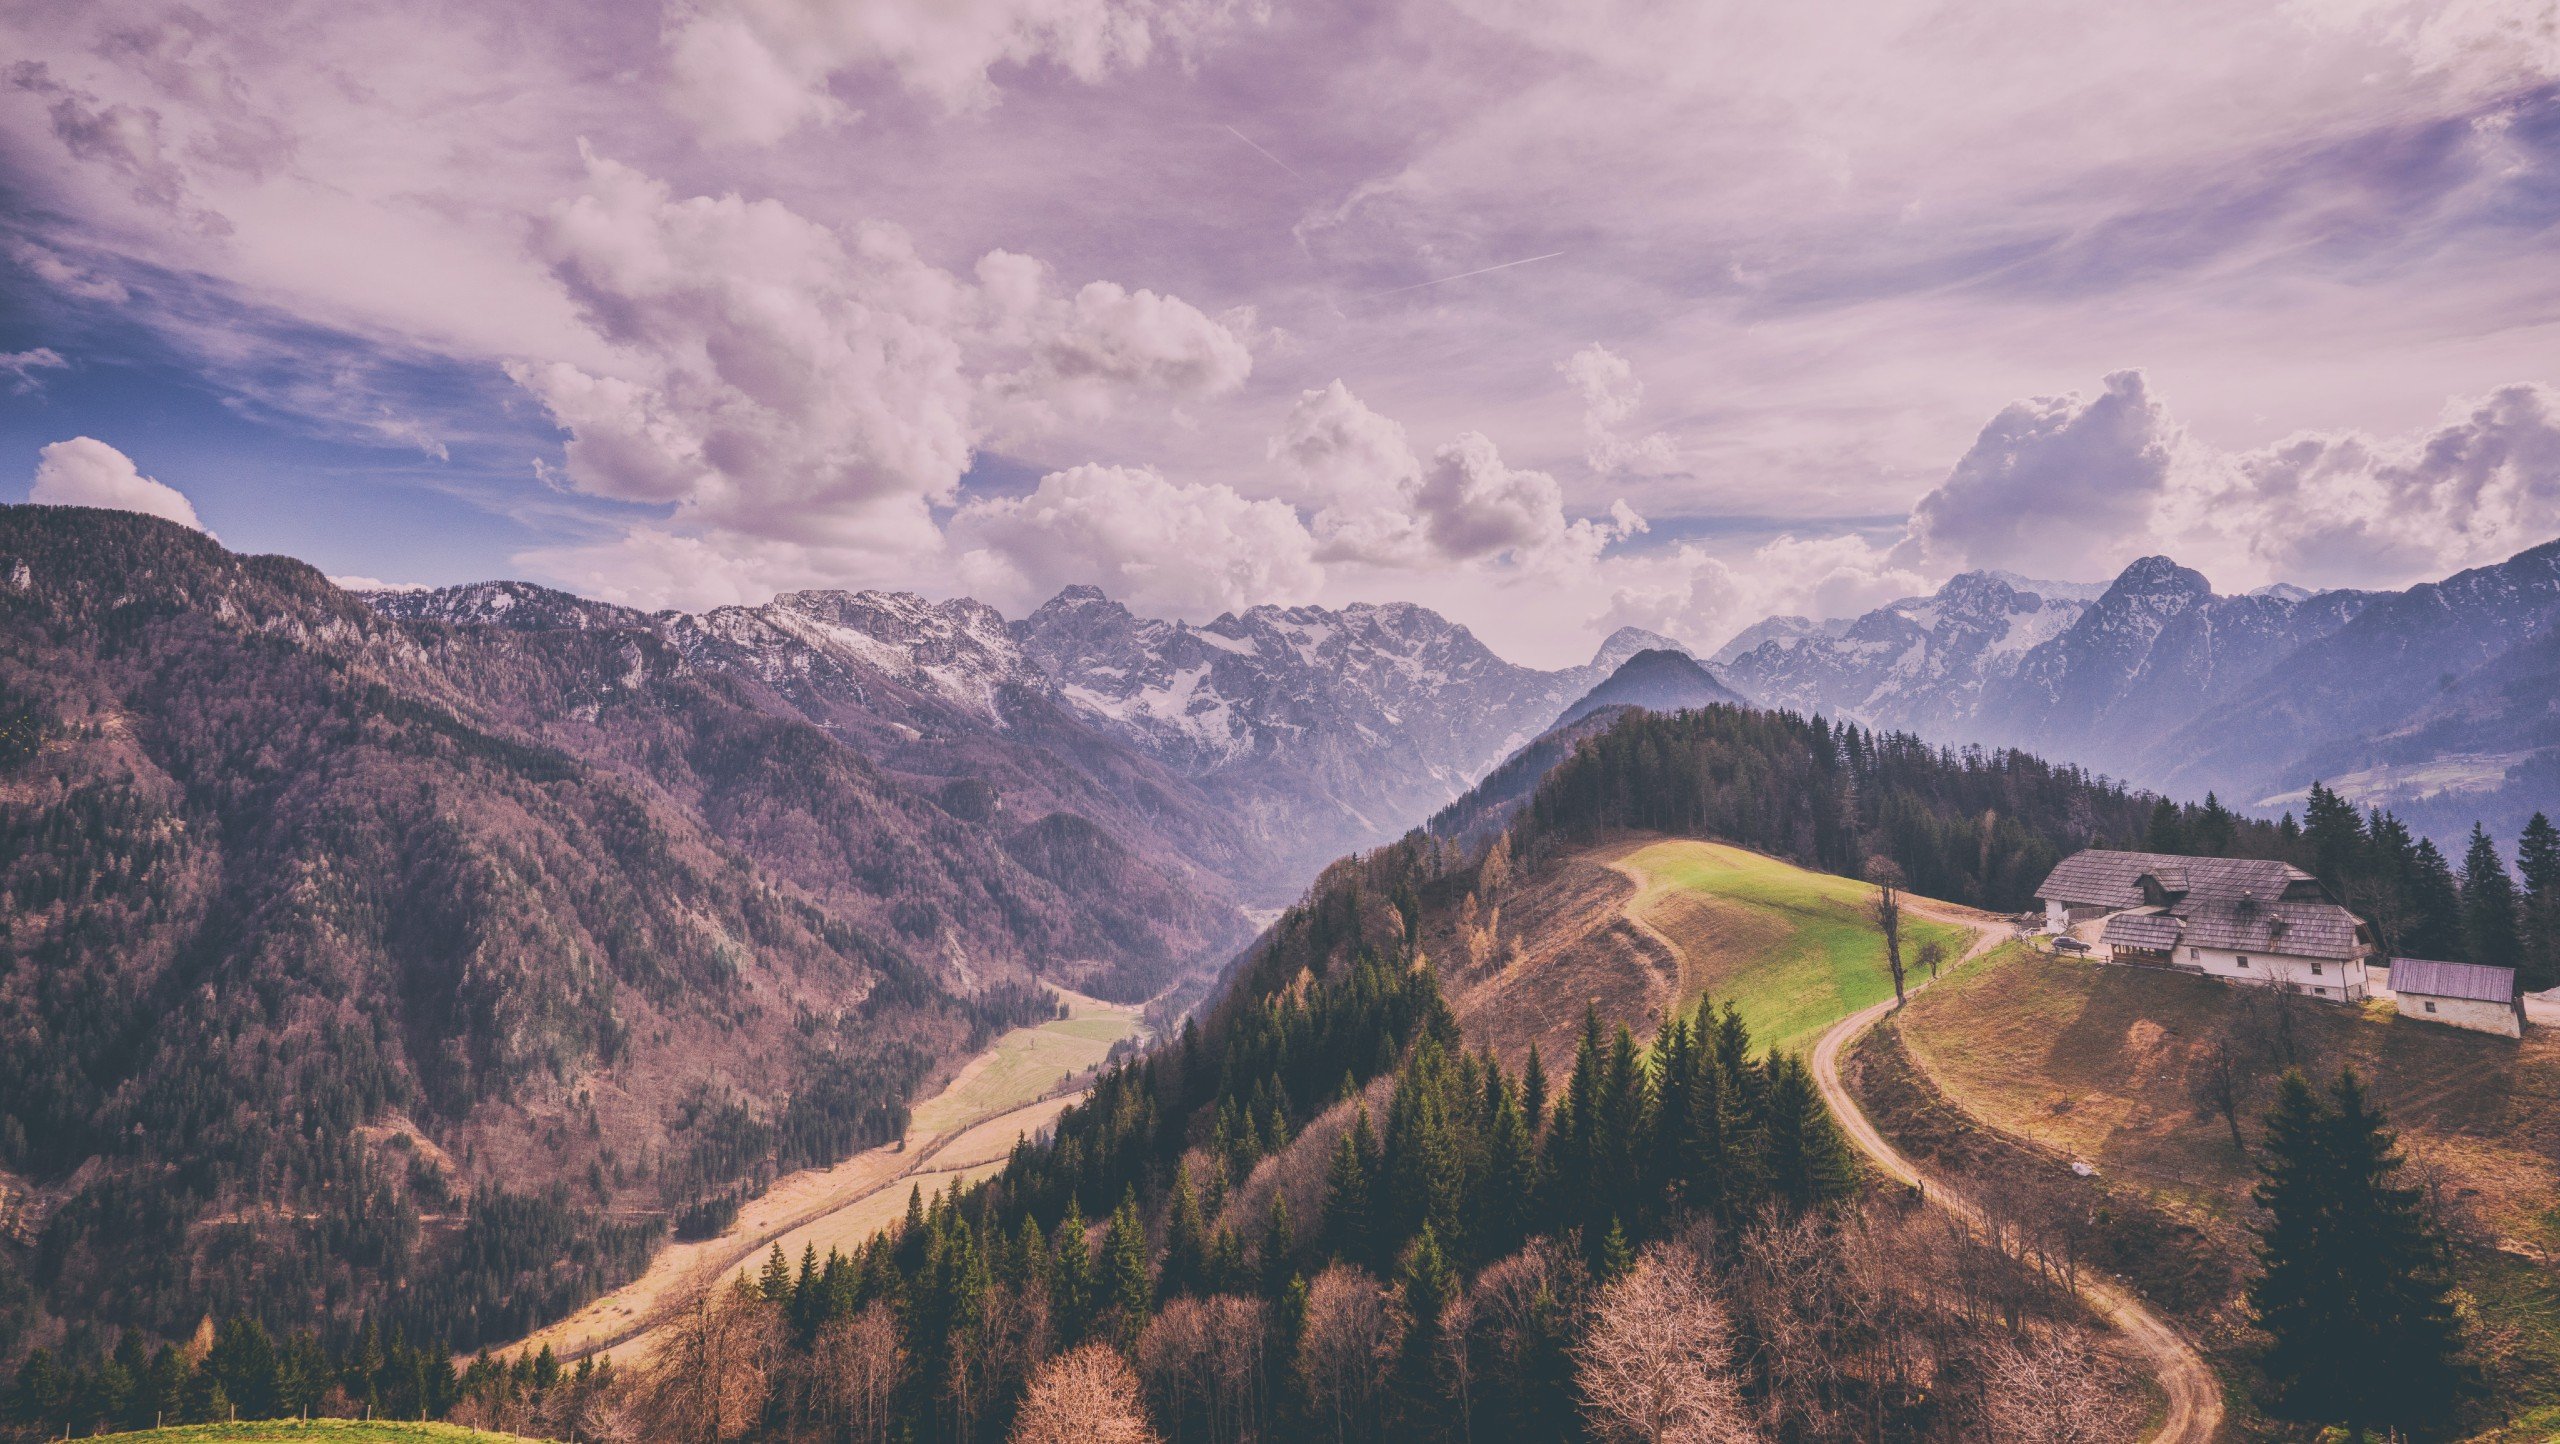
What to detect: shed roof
<box><xmin>2387</xmin><ymin>958</ymin><xmax>2519</xmax><ymax>1005</ymax></box>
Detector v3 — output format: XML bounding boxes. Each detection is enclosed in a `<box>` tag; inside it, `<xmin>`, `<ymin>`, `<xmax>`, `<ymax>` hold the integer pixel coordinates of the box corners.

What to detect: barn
<box><xmin>2386</xmin><ymin>958</ymin><xmax>2526</xmax><ymax>1038</ymax></box>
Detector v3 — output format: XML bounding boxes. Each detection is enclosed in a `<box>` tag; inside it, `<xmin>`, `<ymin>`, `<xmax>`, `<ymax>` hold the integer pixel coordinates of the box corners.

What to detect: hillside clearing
<box><xmin>1613</xmin><ymin>838</ymin><xmax>1984</xmax><ymax>1055</ymax></box>
<box><xmin>485</xmin><ymin>989</ymin><xmax>1143</xmax><ymax>1365</ymax></box>
<box><xmin>1880</xmin><ymin>945</ymin><xmax>2560</xmax><ymax>1437</ymax></box>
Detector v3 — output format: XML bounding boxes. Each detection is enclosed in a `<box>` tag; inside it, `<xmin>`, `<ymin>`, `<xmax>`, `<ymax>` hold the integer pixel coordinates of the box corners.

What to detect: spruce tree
<box><xmin>2302</xmin><ymin>782</ymin><xmax>2367</xmax><ymax>886</ymax></box>
<box><xmin>2458</xmin><ymin>824</ymin><xmax>2521</xmax><ymax>970</ymax></box>
<box><xmin>2143</xmin><ymin>796</ymin><xmax>2186</xmax><ymax>853</ymax></box>
<box><xmin>1162</xmin><ymin>1160</ymin><xmax>1207</xmax><ymax>1299</ymax></box>
<box><xmin>2250</xmin><ymin>1070</ymin><xmax>2469</xmax><ymax>1440</ymax></box>
<box><xmin>1762</xmin><ymin>1054</ymin><xmax>1857</xmax><ymax>1209</ymax></box>
<box><xmin>2517</xmin><ymin>812</ymin><xmax>2560</xmax><ymax>989</ymax></box>
<box><xmin>2406</xmin><ymin>839</ymin><xmax>2467</xmax><ymax>962</ymax></box>
<box><xmin>1050</xmin><ymin>1197</ymin><xmax>1094</xmax><ymax>1342</ymax></box>
<box><xmin>1100</xmin><ymin>1190</ymin><xmax>1153</xmax><ymax>1352</ymax></box>
<box><xmin>2192</xmin><ymin>792</ymin><xmax>2238</xmax><ymax>856</ymax></box>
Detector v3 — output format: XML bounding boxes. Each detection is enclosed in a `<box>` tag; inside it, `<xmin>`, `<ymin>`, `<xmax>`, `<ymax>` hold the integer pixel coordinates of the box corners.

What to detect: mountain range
<box><xmin>1719</xmin><ymin>542</ymin><xmax>2560</xmax><ymax>843</ymax></box>
<box><xmin>372</xmin><ymin>579</ymin><xmax>1682</xmax><ymax>895</ymax></box>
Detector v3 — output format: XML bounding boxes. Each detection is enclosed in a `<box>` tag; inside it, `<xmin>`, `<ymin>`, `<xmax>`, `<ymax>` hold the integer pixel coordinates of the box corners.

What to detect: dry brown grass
<box><xmin>1897</xmin><ymin>948</ymin><xmax>2560</xmax><ymax>1253</ymax></box>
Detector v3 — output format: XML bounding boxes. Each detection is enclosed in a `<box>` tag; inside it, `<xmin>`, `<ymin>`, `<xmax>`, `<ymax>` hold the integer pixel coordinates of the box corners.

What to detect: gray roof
<box><xmin>2049</xmin><ymin>848</ymin><xmax>2366</xmax><ymax>961</ymax></box>
<box><xmin>2388</xmin><ymin>958</ymin><xmax>2519</xmax><ymax>1004</ymax></box>
<box><xmin>2102</xmin><ymin>909</ymin><xmax>2183</xmax><ymax>952</ymax></box>
<box><xmin>2038</xmin><ymin>849</ymin><xmax>2318</xmax><ymax>907</ymax></box>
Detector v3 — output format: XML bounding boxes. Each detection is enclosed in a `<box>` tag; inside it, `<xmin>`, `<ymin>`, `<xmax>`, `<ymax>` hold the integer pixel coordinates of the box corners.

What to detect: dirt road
<box><xmin>1805</xmin><ymin>922</ymin><xmax>2226</xmax><ymax>1444</ymax></box>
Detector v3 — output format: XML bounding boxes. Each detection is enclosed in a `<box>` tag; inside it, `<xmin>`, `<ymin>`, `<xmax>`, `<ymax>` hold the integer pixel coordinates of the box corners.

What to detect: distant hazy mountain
<box><xmin>1554</xmin><ymin>648</ymin><xmax>1744</xmax><ymax>729</ymax></box>
<box><xmin>1720</xmin><ymin>544</ymin><xmax>2560</xmax><ymax>843</ymax></box>
<box><xmin>387</xmin><ymin>580</ymin><xmax>1716</xmax><ymax>893</ymax></box>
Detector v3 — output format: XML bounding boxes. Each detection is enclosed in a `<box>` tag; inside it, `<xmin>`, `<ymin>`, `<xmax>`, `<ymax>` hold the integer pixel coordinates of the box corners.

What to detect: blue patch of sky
<box><xmin>0</xmin><ymin>232</ymin><xmax>646</xmax><ymax>586</ymax></box>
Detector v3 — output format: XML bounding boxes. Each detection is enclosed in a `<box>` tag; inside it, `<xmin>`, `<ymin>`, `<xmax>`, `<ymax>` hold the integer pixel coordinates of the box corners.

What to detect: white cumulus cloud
<box><xmin>950</xmin><ymin>463</ymin><xmax>1321</xmax><ymax>618</ymax></box>
<box><xmin>28</xmin><ymin>437</ymin><xmax>209</xmax><ymax>534</ymax></box>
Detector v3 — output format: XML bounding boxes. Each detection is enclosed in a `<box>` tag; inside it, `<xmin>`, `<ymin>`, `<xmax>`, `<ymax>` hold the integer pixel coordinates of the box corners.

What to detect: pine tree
<box><xmin>2302</xmin><ymin>782</ymin><xmax>2367</xmax><ymax>886</ymax></box>
<box><xmin>2250</xmin><ymin>1070</ymin><xmax>2469</xmax><ymax>1439</ymax></box>
<box><xmin>1396</xmin><ymin>1224</ymin><xmax>1456</xmax><ymax>1333</ymax></box>
<box><xmin>1322</xmin><ymin>1128</ymin><xmax>1372</xmax><ymax>1267</ymax></box>
<box><xmin>2516</xmin><ymin>812</ymin><xmax>2560</xmax><ymax>989</ymax></box>
<box><xmin>2393</xmin><ymin>837</ymin><xmax>2463</xmax><ymax>961</ymax></box>
<box><xmin>1100</xmin><ymin>1190</ymin><xmax>1153</xmax><ymax>1352</ymax></box>
<box><xmin>1163</xmin><ymin>1160</ymin><xmax>1207</xmax><ymax>1299</ymax></box>
<box><xmin>1762</xmin><ymin>1055</ymin><xmax>1857</xmax><ymax>1209</ymax></box>
<box><xmin>2458</xmin><ymin>824</ymin><xmax>2521</xmax><ymax>969</ymax></box>
<box><xmin>1519</xmin><ymin>1041</ymin><xmax>1549</xmax><ymax>1134</ymax></box>
<box><xmin>759</xmin><ymin>1242</ymin><xmax>794</xmax><ymax>1303</ymax></box>
<box><xmin>1050</xmin><ymin>1197</ymin><xmax>1095</xmax><ymax>1343</ymax></box>
<box><xmin>2192</xmin><ymin>792</ymin><xmax>2238</xmax><ymax>856</ymax></box>
<box><xmin>2143</xmin><ymin>796</ymin><xmax>2186</xmax><ymax>854</ymax></box>
<box><xmin>1261</xmin><ymin>1192</ymin><xmax>1295</xmax><ymax>1289</ymax></box>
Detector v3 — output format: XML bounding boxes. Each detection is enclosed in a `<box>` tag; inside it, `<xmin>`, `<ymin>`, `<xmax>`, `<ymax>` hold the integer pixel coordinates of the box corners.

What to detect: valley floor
<box><xmin>482</xmin><ymin>989</ymin><xmax>1145</xmax><ymax>1367</ymax></box>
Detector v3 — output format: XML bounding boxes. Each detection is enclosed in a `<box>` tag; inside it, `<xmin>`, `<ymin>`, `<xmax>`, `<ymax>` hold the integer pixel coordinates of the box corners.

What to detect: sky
<box><xmin>3</xmin><ymin>0</ymin><xmax>2558</xmax><ymax>667</ymax></box>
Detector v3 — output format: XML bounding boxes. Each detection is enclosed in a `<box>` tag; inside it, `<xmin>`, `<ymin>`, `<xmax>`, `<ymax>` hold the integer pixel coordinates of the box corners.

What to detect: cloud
<box><xmin>1</xmin><ymin>348</ymin><xmax>67</xmax><ymax>394</ymax></box>
<box><xmin>1902</xmin><ymin>371</ymin><xmax>2560</xmax><ymax>592</ymax></box>
<box><xmin>516</xmin><ymin>150</ymin><xmax>980</xmax><ymax>542</ymax></box>
<box><xmin>950</xmin><ymin>463</ymin><xmax>1320</xmax><ymax>617</ymax></box>
<box><xmin>2186</xmin><ymin>382</ymin><xmax>2560</xmax><ymax>589</ymax></box>
<box><xmin>1270</xmin><ymin>380</ymin><xmax>1640</xmax><ymax>571</ymax></box>
<box><xmin>978</xmin><ymin>252</ymin><xmax>1255</xmax><ymax>426</ymax></box>
<box><xmin>28</xmin><ymin>437</ymin><xmax>209</xmax><ymax>533</ymax></box>
<box><xmin>1900</xmin><ymin>370</ymin><xmax>2178</xmax><ymax>575</ymax></box>
<box><xmin>662</xmin><ymin>0</ymin><xmax>1250</xmax><ymax>144</ymax></box>
<box><xmin>7</xmin><ymin>240</ymin><xmax>129</xmax><ymax>303</ymax></box>
<box><xmin>1561</xmin><ymin>344</ymin><xmax>1677</xmax><ymax>474</ymax></box>
<box><xmin>1597</xmin><ymin>532</ymin><xmax>1923</xmax><ymax>653</ymax></box>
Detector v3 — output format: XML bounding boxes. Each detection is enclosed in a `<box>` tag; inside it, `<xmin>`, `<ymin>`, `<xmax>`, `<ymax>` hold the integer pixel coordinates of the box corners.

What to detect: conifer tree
<box><xmin>1520</xmin><ymin>1041</ymin><xmax>1549</xmax><ymax>1134</ymax></box>
<box><xmin>2143</xmin><ymin>796</ymin><xmax>2186</xmax><ymax>854</ymax></box>
<box><xmin>2250</xmin><ymin>1070</ymin><xmax>2469</xmax><ymax>1440</ymax></box>
<box><xmin>2302</xmin><ymin>782</ymin><xmax>2367</xmax><ymax>885</ymax></box>
<box><xmin>759</xmin><ymin>1242</ymin><xmax>794</xmax><ymax>1303</ymax></box>
<box><xmin>2406</xmin><ymin>838</ymin><xmax>2467</xmax><ymax>961</ymax></box>
<box><xmin>1050</xmin><ymin>1197</ymin><xmax>1094</xmax><ymax>1343</ymax></box>
<box><xmin>1162</xmin><ymin>1160</ymin><xmax>1207</xmax><ymax>1299</ymax></box>
<box><xmin>2458</xmin><ymin>824</ymin><xmax>2521</xmax><ymax>969</ymax></box>
<box><xmin>1761</xmin><ymin>1055</ymin><xmax>1857</xmax><ymax>1209</ymax></box>
<box><xmin>2516</xmin><ymin>812</ymin><xmax>2560</xmax><ymax>989</ymax></box>
<box><xmin>1322</xmin><ymin>1129</ymin><xmax>1372</xmax><ymax>1267</ymax></box>
<box><xmin>1099</xmin><ymin>1191</ymin><xmax>1153</xmax><ymax>1352</ymax></box>
<box><xmin>1262</xmin><ymin>1193</ymin><xmax>1295</xmax><ymax>1289</ymax></box>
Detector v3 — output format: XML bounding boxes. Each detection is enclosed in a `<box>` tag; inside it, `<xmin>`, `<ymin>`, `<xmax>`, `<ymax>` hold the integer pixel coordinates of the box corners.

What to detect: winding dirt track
<box><xmin>1803</xmin><ymin>907</ymin><xmax>2226</xmax><ymax>1444</ymax></box>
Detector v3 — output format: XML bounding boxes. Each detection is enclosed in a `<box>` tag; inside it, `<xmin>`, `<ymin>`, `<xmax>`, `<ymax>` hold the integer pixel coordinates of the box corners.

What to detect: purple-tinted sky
<box><xmin>4</xmin><ymin>0</ymin><xmax>2559</xmax><ymax>664</ymax></box>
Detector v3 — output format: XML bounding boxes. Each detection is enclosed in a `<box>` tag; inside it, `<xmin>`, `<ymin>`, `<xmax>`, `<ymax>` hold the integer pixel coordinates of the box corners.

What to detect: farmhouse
<box><xmin>2387</xmin><ymin>958</ymin><xmax>2526</xmax><ymax>1038</ymax></box>
<box><xmin>2036</xmin><ymin>849</ymin><xmax>2375</xmax><ymax>1003</ymax></box>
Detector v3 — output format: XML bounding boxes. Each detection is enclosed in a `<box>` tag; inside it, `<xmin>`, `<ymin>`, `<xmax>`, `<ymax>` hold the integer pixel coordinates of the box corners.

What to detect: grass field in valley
<box><xmin>1614</xmin><ymin>839</ymin><xmax>1979</xmax><ymax>1056</ymax></box>
<box><xmin>490</xmin><ymin>990</ymin><xmax>1144</xmax><ymax>1365</ymax></box>
<box><xmin>1889</xmin><ymin>945</ymin><xmax>2560</xmax><ymax>1437</ymax></box>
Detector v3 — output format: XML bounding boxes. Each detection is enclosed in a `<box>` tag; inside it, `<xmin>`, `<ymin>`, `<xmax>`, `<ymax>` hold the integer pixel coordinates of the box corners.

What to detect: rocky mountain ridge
<box><xmin>376</xmin><ymin>581</ymin><xmax>1701</xmax><ymax>891</ymax></box>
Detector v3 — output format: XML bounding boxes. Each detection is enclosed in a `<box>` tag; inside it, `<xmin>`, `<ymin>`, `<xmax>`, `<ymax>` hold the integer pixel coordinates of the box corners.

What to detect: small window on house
<box><xmin>2189</xmin><ymin>947</ymin><xmax>2200</xmax><ymax>960</ymax></box>
<box><xmin>2424</xmin><ymin>1000</ymin><xmax>2438</xmax><ymax>1013</ymax></box>
<box><xmin>2311</xmin><ymin>962</ymin><xmax>2323</xmax><ymax>976</ymax></box>
<box><xmin>2237</xmin><ymin>956</ymin><xmax>2250</xmax><ymax>968</ymax></box>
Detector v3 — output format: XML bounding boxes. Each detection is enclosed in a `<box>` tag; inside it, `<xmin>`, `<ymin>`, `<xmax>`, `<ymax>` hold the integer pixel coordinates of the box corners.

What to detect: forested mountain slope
<box><xmin>0</xmin><ymin>506</ymin><xmax>1224</xmax><ymax>1356</ymax></box>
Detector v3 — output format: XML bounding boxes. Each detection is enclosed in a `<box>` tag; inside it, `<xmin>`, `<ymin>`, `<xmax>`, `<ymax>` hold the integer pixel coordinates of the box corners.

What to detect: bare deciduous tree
<box><xmin>1139</xmin><ymin>1294</ymin><xmax>1265</xmax><ymax>1444</ymax></box>
<box><xmin>811</xmin><ymin>1302</ymin><xmax>906</xmax><ymax>1444</ymax></box>
<box><xmin>2189</xmin><ymin>1035</ymin><xmax>2248</xmax><ymax>1152</ymax></box>
<box><xmin>1297</xmin><ymin>1264</ymin><xmax>1408</xmax><ymax>1444</ymax></box>
<box><xmin>1978</xmin><ymin>1329</ymin><xmax>2137</xmax><ymax>1444</ymax></box>
<box><xmin>636</xmin><ymin>1276</ymin><xmax>781</xmax><ymax>1444</ymax></box>
<box><xmin>1573</xmin><ymin>1241</ymin><xmax>1760</xmax><ymax>1444</ymax></box>
<box><xmin>1011</xmin><ymin>1342</ymin><xmax>1160</xmax><ymax>1444</ymax></box>
<box><xmin>1866</xmin><ymin>856</ymin><xmax>1909</xmax><ymax>1007</ymax></box>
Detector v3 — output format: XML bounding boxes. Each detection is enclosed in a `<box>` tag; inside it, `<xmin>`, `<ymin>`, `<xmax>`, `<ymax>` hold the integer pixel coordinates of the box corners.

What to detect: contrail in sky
<box><xmin>1224</xmin><ymin>125</ymin><xmax>1305</xmax><ymax>179</ymax></box>
<box><xmin>1369</xmin><ymin>251</ymin><xmax>1567</xmax><ymax>296</ymax></box>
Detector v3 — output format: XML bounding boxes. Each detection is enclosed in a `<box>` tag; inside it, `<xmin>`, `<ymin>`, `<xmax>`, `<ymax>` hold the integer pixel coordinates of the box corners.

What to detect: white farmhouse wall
<box><xmin>2118</xmin><ymin>940</ymin><xmax>2369</xmax><ymax>1002</ymax></box>
<box><xmin>2395</xmin><ymin>993</ymin><xmax>2522</xmax><ymax>1037</ymax></box>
